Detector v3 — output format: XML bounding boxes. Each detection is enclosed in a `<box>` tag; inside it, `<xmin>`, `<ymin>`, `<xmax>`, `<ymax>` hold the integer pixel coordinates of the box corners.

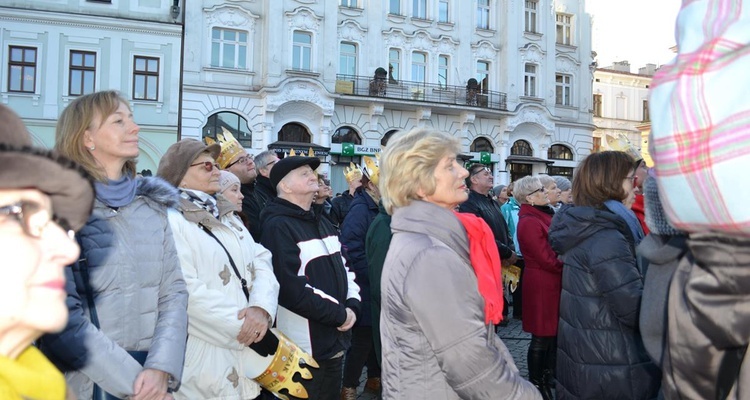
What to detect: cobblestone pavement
<box><xmin>353</xmin><ymin>308</ymin><xmax>530</xmax><ymax>399</ymax></box>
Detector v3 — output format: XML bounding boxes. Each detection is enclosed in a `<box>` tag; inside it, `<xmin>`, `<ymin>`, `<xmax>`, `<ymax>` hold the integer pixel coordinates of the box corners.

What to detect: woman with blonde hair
<box><xmin>379</xmin><ymin>127</ymin><xmax>540</xmax><ymax>399</ymax></box>
<box><xmin>41</xmin><ymin>90</ymin><xmax>188</xmax><ymax>400</ymax></box>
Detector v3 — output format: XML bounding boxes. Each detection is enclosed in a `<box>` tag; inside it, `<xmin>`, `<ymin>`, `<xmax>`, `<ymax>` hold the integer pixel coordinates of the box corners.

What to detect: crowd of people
<box><xmin>1</xmin><ymin>2</ymin><xmax>749</xmax><ymax>399</ymax></box>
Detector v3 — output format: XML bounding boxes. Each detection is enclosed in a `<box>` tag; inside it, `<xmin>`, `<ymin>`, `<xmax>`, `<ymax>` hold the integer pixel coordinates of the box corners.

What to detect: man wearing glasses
<box><xmin>459</xmin><ymin>164</ymin><xmax>518</xmax><ymax>324</ymax></box>
<box><xmin>247</xmin><ymin>150</ymin><xmax>280</xmax><ymax>241</ymax></box>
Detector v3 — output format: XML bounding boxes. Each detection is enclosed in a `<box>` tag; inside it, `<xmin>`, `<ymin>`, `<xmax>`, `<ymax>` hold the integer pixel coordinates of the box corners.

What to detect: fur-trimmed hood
<box><xmin>136</xmin><ymin>176</ymin><xmax>181</xmax><ymax>209</ymax></box>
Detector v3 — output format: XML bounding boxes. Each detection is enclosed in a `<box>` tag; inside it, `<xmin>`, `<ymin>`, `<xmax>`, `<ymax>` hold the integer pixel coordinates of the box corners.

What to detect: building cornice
<box><xmin>0</xmin><ymin>9</ymin><xmax>181</xmax><ymax>36</ymax></box>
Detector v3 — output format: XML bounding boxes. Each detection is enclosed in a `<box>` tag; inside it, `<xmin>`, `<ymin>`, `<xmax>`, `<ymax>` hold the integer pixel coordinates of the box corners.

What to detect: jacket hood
<box><xmin>261</xmin><ymin>196</ymin><xmax>318</xmax><ymax>224</ymax></box>
<box><xmin>390</xmin><ymin>200</ymin><xmax>469</xmax><ymax>265</ymax></box>
<box><xmin>136</xmin><ymin>176</ymin><xmax>180</xmax><ymax>209</ymax></box>
<box><xmin>638</xmin><ymin>233</ymin><xmax>688</xmax><ymax>265</ymax></box>
<box><xmin>549</xmin><ymin>204</ymin><xmax>628</xmax><ymax>255</ymax></box>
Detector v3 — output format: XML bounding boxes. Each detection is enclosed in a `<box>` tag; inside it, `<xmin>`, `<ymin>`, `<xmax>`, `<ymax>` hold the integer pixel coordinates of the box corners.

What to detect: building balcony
<box><xmin>335</xmin><ymin>74</ymin><xmax>507</xmax><ymax>111</ymax></box>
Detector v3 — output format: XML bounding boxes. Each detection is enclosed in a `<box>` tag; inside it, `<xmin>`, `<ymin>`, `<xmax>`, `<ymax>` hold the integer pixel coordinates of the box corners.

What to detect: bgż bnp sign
<box><xmin>331</xmin><ymin>142</ymin><xmax>382</xmax><ymax>156</ymax></box>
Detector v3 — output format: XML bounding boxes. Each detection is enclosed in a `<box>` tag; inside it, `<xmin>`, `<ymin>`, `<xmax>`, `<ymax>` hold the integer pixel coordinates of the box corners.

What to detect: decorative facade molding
<box><xmin>519</xmin><ymin>43</ymin><xmax>546</xmax><ymax>64</ymax></box>
<box><xmin>338</xmin><ymin>20</ymin><xmax>367</xmax><ymax>43</ymax></box>
<box><xmin>263</xmin><ymin>79</ymin><xmax>334</xmax><ymax>115</ymax></box>
<box><xmin>471</xmin><ymin>40</ymin><xmax>500</xmax><ymax>60</ymax></box>
<box><xmin>204</xmin><ymin>4</ymin><xmax>260</xmax><ymax>30</ymax></box>
<box><xmin>285</xmin><ymin>7</ymin><xmax>322</xmax><ymax>32</ymax></box>
<box><xmin>555</xmin><ymin>54</ymin><xmax>580</xmax><ymax>74</ymax></box>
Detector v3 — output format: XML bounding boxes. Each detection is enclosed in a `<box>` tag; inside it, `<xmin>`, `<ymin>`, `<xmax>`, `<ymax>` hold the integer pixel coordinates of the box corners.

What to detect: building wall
<box><xmin>0</xmin><ymin>1</ymin><xmax>183</xmax><ymax>173</ymax></box>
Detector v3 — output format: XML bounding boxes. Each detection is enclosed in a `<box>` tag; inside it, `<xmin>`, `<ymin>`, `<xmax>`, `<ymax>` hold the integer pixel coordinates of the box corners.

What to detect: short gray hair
<box><xmin>254</xmin><ymin>150</ymin><xmax>277</xmax><ymax>173</ymax></box>
<box><xmin>538</xmin><ymin>174</ymin><xmax>556</xmax><ymax>188</ymax></box>
<box><xmin>513</xmin><ymin>175</ymin><xmax>543</xmax><ymax>205</ymax></box>
<box><xmin>552</xmin><ymin>176</ymin><xmax>571</xmax><ymax>192</ymax></box>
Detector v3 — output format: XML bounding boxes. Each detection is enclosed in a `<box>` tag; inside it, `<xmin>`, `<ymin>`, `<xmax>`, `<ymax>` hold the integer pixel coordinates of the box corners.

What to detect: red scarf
<box><xmin>453</xmin><ymin>211</ymin><xmax>504</xmax><ymax>325</ymax></box>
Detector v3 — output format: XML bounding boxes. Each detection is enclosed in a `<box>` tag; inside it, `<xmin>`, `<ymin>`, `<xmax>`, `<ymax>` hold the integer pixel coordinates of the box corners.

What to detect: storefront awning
<box><xmin>504</xmin><ymin>155</ymin><xmax>554</xmax><ymax>165</ymax></box>
<box><xmin>267</xmin><ymin>141</ymin><xmax>330</xmax><ymax>157</ymax></box>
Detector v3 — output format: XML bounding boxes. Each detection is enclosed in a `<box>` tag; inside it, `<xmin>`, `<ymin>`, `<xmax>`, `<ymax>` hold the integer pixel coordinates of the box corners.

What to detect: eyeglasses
<box><xmin>190</xmin><ymin>161</ymin><xmax>220</xmax><ymax>172</ymax></box>
<box><xmin>0</xmin><ymin>201</ymin><xmax>74</xmax><ymax>240</ymax></box>
<box><xmin>470</xmin><ymin>166</ymin><xmax>491</xmax><ymax>176</ymax></box>
<box><xmin>226</xmin><ymin>155</ymin><xmax>253</xmax><ymax>169</ymax></box>
<box><xmin>528</xmin><ymin>187</ymin><xmax>545</xmax><ymax>196</ymax></box>
<box><xmin>625</xmin><ymin>175</ymin><xmax>637</xmax><ymax>186</ymax></box>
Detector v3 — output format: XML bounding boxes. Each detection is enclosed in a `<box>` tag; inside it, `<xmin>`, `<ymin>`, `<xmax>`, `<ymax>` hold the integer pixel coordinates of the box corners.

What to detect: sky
<box><xmin>585</xmin><ymin>0</ymin><xmax>682</xmax><ymax>72</ymax></box>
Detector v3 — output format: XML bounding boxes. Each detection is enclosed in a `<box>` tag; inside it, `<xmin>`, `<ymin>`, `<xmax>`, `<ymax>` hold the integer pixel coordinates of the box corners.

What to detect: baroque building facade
<box><xmin>182</xmin><ymin>0</ymin><xmax>594</xmax><ymax>192</ymax></box>
<box><xmin>0</xmin><ymin>0</ymin><xmax>183</xmax><ymax>173</ymax></box>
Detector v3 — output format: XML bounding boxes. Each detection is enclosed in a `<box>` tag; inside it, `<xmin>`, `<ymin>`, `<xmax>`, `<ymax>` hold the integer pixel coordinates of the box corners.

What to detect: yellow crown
<box><xmin>289</xmin><ymin>148</ymin><xmax>297</xmax><ymax>157</ymax></box>
<box><xmin>254</xmin><ymin>329</ymin><xmax>320</xmax><ymax>400</ymax></box>
<box><xmin>344</xmin><ymin>162</ymin><xmax>363</xmax><ymax>184</ymax></box>
<box><xmin>362</xmin><ymin>155</ymin><xmax>380</xmax><ymax>186</ymax></box>
<box><xmin>207</xmin><ymin>127</ymin><xmax>245</xmax><ymax>169</ymax></box>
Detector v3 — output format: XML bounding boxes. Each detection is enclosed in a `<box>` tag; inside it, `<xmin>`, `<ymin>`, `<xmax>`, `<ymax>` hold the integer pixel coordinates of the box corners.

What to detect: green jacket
<box><xmin>364</xmin><ymin>201</ymin><xmax>392</xmax><ymax>365</ymax></box>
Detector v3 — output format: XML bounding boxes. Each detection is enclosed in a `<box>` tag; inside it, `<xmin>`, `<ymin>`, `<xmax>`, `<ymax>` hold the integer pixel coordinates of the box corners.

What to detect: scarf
<box><xmin>604</xmin><ymin>199</ymin><xmax>645</xmax><ymax>246</ymax></box>
<box><xmin>94</xmin><ymin>174</ymin><xmax>137</xmax><ymax>208</ymax></box>
<box><xmin>0</xmin><ymin>346</ymin><xmax>66</xmax><ymax>400</ymax></box>
<box><xmin>180</xmin><ymin>188</ymin><xmax>219</xmax><ymax>219</ymax></box>
<box><xmin>532</xmin><ymin>204</ymin><xmax>555</xmax><ymax>216</ymax></box>
<box><xmin>453</xmin><ymin>211</ymin><xmax>504</xmax><ymax>325</ymax></box>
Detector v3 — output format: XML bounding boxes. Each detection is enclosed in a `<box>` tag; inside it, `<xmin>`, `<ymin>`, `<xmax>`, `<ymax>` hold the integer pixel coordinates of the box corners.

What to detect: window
<box><xmin>477</xmin><ymin>0</ymin><xmax>490</xmax><ymax>29</ymax></box>
<box><xmin>548</xmin><ymin>144</ymin><xmax>574</xmax><ymax>160</ymax></box>
<box><xmin>438</xmin><ymin>55</ymin><xmax>448</xmax><ymax>88</ymax></box>
<box><xmin>524</xmin><ymin>63</ymin><xmax>537</xmax><ymax>97</ymax></box>
<box><xmin>69</xmin><ymin>50</ymin><xmax>96</xmax><ymax>96</ymax></box>
<box><xmin>643</xmin><ymin>100</ymin><xmax>650</xmax><ymax>122</ymax></box>
<box><xmin>292</xmin><ymin>31</ymin><xmax>312</xmax><ymax>71</ymax></box>
<box><xmin>389</xmin><ymin>49</ymin><xmax>400</xmax><ymax>81</ymax></box>
<box><xmin>332</xmin><ymin>126</ymin><xmax>362</xmax><ymax>144</ymax></box>
<box><xmin>470</xmin><ymin>137</ymin><xmax>494</xmax><ymax>153</ymax></box>
<box><xmin>476</xmin><ymin>61</ymin><xmax>489</xmax><ymax>92</ymax></box>
<box><xmin>133</xmin><ymin>56</ymin><xmax>159</xmax><ymax>101</ymax></box>
<box><xmin>438</xmin><ymin>0</ymin><xmax>449</xmax><ymax>22</ymax></box>
<box><xmin>525</xmin><ymin>1</ymin><xmax>538</xmax><ymax>33</ymax></box>
<box><xmin>511</xmin><ymin>140</ymin><xmax>533</xmax><ymax>156</ymax></box>
<box><xmin>389</xmin><ymin>0</ymin><xmax>401</xmax><ymax>14</ymax></box>
<box><xmin>509</xmin><ymin>163</ymin><xmax>532</xmax><ymax>182</ymax></box>
<box><xmin>8</xmin><ymin>46</ymin><xmax>36</xmax><ymax>93</ymax></box>
<box><xmin>381</xmin><ymin>129</ymin><xmax>399</xmax><ymax>146</ymax></box>
<box><xmin>556</xmin><ymin>13</ymin><xmax>572</xmax><ymax>45</ymax></box>
<box><xmin>593</xmin><ymin>94</ymin><xmax>602</xmax><ymax>117</ymax></box>
<box><xmin>555</xmin><ymin>74</ymin><xmax>572</xmax><ymax>106</ymax></box>
<box><xmin>339</xmin><ymin>42</ymin><xmax>357</xmax><ymax>77</ymax></box>
<box><xmin>211</xmin><ymin>28</ymin><xmax>248</xmax><ymax>69</ymax></box>
<box><xmin>411</xmin><ymin>52</ymin><xmax>426</xmax><ymax>83</ymax></box>
<box><xmin>548</xmin><ymin>166</ymin><xmax>574</xmax><ymax>179</ymax></box>
<box><xmin>278</xmin><ymin>122</ymin><xmax>311</xmax><ymax>143</ymax></box>
<box><xmin>202</xmin><ymin>111</ymin><xmax>252</xmax><ymax>147</ymax></box>
<box><xmin>413</xmin><ymin>0</ymin><xmax>426</xmax><ymax>18</ymax></box>
<box><xmin>340</xmin><ymin>0</ymin><xmax>357</xmax><ymax>7</ymax></box>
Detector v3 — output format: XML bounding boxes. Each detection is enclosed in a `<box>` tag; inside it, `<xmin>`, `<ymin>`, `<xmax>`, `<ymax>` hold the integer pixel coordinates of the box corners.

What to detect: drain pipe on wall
<box><xmin>174</xmin><ymin>0</ymin><xmax>185</xmax><ymax>140</ymax></box>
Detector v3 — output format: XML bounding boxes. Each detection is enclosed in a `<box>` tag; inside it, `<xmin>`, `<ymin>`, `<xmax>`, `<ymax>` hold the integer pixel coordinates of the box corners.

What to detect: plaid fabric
<box><xmin>649</xmin><ymin>0</ymin><xmax>750</xmax><ymax>234</ymax></box>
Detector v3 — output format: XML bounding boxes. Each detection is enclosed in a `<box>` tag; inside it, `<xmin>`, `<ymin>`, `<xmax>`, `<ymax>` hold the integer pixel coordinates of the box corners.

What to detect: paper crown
<box><xmin>343</xmin><ymin>162</ymin><xmax>363</xmax><ymax>183</ymax></box>
<box><xmin>605</xmin><ymin>133</ymin><xmax>642</xmax><ymax>162</ymax></box>
<box><xmin>362</xmin><ymin>154</ymin><xmax>380</xmax><ymax>186</ymax></box>
<box><xmin>205</xmin><ymin>127</ymin><xmax>244</xmax><ymax>169</ymax></box>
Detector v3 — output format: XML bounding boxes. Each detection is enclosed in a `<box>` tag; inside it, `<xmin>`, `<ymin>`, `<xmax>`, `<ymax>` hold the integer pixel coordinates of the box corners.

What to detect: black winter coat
<box><xmin>246</xmin><ymin>175</ymin><xmax>275</xmax><ymax>242</ymax></box>
<box><xmin>330</xmin><ymin>191</ymin><xmax>354</xmax><ymax>227</ymax></box>
<box><xmin>548</xmin><ymin>205</ymin><xmax>660</xmax><ymax>400</ymax></box>
<box><xmin>459</xmin><ymin>190</ymin><xmax>514</xmax><ymax>259</ymax></box>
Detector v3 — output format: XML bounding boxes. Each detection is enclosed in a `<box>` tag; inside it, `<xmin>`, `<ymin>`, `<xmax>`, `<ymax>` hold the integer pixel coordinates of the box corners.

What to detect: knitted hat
<box><xmin>644</xmin><ymin>174</ymin><xmax>684</xmax><ymax>236</ymax></box>
<box><xmin>491</xmin><ymin>184</ymin><xmax>506</xmax><ymax>197</ymax></box>
<box><xmin>0</xmin><ymin>104</ymin><xmax>94</xmax><ymax>231</ymax></box>
<box><xmin>157</xmin><ymin>139</ymin><xmax>220</xmax><ymax>187</ymax></box>
<box><xmin>551</xmin><ymin>176</ymin><xmax>571</xmax><ymax>192</ymax></box>
<box><xmin>270</xmin><ymin>156</ymin><xmax>321</xmax><ymax>189</ymax></box>
<box><xmin>218</xmin><ymin>170</ymin><xmax>240</xmax><ymax>194</ymax></box>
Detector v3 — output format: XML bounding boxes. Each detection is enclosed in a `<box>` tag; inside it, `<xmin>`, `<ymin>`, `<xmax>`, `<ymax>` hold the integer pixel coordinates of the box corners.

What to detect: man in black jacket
<box><xmin>246</xmin><ymin>150</ymin><xmax>279</xmax><ymax>241</ymax></box>
<box><xmin>260</xmin><ymin>155</ymin><xmax>361</xmax><ymax>400</ymax></box>
<box><xmin>330</xmin><ymin>162</ymin><xmax>362</xmax><ymax>227</ymax></box>
<box><xmin>459</xmin><ymin>164</ymin><xmax>517</xmax><ymax>323</ymax></box>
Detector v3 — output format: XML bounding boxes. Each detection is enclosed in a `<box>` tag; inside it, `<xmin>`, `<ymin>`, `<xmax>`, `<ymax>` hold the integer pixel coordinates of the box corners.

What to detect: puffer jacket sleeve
<box><xmin>404</xmin><ymin>246</ymin><xmax>541</xmax><ymax>399</ymax></box>
<box><xmin>143</xmin><ymin>215</ymin><xmax>188</xmax><ymax>390</ymax></box>
<box><xmin>167</xmin><ymin>209</ymin><xmax>244</xmax><ymax>349</ymax></box>
<box><xmin>41</xmin><ymin>265</ymin><xmax>143</xmax><ymax>398</ymax></box>
<box><xmin>590</xmin><ymin>231</ymin><xmax>643</xmax><ymax>329</ymax></box>
<box><xmin>246</xmin><ymin>240</ymin><xmax>279</xmax><ymax>321</ymax></box>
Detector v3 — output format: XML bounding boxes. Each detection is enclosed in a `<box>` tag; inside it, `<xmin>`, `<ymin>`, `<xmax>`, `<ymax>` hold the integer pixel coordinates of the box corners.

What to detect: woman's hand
<box><xmin>237</xmin><ymin>306</ymin><xmax>270</xmax><ymax>345</ymax></box>
<box><xmin>132</xmin><ymin>369</ymin><xmax>169</xmax><ymax>400</ymax></box>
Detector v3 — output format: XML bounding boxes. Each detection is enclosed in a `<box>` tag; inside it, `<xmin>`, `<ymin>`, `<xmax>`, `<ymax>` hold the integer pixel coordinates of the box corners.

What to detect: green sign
<box><xmin>341</xmin><ymin>142</ymin><xmax>355</xmax><ymax>156</ymax></box>
<box><xmin>479</xmin><ymin>151</ymin><xmax>491</xmax><ymax>164</ymax></box>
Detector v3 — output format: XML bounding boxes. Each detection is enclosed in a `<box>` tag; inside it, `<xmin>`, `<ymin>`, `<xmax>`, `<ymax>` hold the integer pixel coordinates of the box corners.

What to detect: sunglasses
<box><xmin>226</xmin><ymin>155</ymin><xmax>253</xmax><ymax>169</ymax></box>
<box><xmin>190</xmin><ymin>161</ymin><xmax>220</xmax><ymax>172</ymax></box>
<box><xmin>0</xmin><ymin>201</ymin><xmax>74</xmax><ymax>239</ymax></box>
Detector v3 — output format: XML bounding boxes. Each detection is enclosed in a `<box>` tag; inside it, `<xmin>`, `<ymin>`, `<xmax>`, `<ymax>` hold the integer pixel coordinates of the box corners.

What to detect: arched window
<box><xmin>381</xmin><ymin>129</ymin><xmax>399</xmax><ymax>147</ymax></box>
<box><xmin>202</xmin><ymin>111</ymin><xmax>252</xmax><ymax>146</ymax></box>
<box><xmin>470</xmin><ymin>137</ymin><xmax>494</xmax><ymax>153</ymax></box>
<box><xmin>278</xmin><ymin>122</ymin><xmax>311</xmax><ymax>143</ymax></box>
<box><xmin>548</xmin><ymin>144</ymin><xmax>574</xmax><ymax>160</ymax></box>
<box><xmin>331</xmin><ymin>126</ymin><xmax>362</xmax><ymax>144</ymax></box>
<box><xmin>511</xmin><ymin>140</ymin><xmax>533</xmax><ymax>156</ymax></box>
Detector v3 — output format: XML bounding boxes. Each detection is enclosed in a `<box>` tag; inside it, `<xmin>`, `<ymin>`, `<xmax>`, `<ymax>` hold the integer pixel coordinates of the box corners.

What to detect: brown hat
<box><xmin>157</xmin><ymin>139</ymin><xmax>220</xmax><ymax>187</ymax></box>
<box><xmin>270</xmin><ymin>156</ymin><xmax>321</xmax><ymax>189</ymax></box>
<box><xmin>0</xmin><ymin>104</ymin><xmax>95</xmax><ymax>231</ymax></box>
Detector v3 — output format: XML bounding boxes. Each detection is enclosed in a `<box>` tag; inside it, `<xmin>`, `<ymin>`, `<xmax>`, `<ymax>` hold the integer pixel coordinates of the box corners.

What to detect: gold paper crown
<box><xmin>205</xmin><ymin>127</ymin><xmax>244</xmax><ymax>169</ymax></box>
<box><xmin>254</xmin><ymin>330</ymin><xmax>320</xmax><ymax>399</ymax></box>
<box><xmin>605</xmin><ymin>133</ymin><xmax>642</xmax><ymax>162</ymax></box>
<box><xmin>289</xmin><ymin>148</ymin><xmax>297</xmax><ymax>156</ymax></box>
<box><xmin>343</xmin><ymin>162</ymin><xmax>363</xmax><ymax>184</ymax></box>
<box><xmin>362</xmin><ymin>155</ymin><xmax>380</xmax><ymax>186</ymax></box>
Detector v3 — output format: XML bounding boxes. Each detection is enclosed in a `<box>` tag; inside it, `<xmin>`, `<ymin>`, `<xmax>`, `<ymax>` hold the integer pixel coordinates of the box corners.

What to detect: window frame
<box><xmin>476</xmin><ymin>0</ymin><xmax>490</xmax><ymax>29</ymax></box>
<box><xmin>389</xmin><ymin>48</ymin><xmax>401</xmax><ymax>81</ymax></box>
<box><xmin>332</xmin><ymin>126</ymin><xmax>362</xmax><ymax>145</ymax></box>
<box><xmin>132</xmin><ymin>56</ymin><xmax>159</xmax><ymax>102</ymax></box>
<box><xmin>548</xmin><ymin>144</ymin><xmax>574</xmax><ymax>160</ymax></box>
<box><xmin>340</xmin><ymin>0</ymin><xmax>358</xmax><ymax>7</ymax></box>
<box><xmin>642</xmin><ymin>99</ymin><xmax>650</xmax><ymax>122</ymax></box>
<box><xmin>389</xmin><ymin>0</ymin><xmax>401</xmax><ymax>14</ymax></box>
<box><xmin>202</xmin><ymin>111</ymin><xmax>253</xmax><ymax>147</ymax></box>
<box><xmin>339</xmin><ymin>42</ymin><xmax>357</xmax><ymax>77</ymax></box>
<box><xmin>438</xmin><ymin>0</ymin><xmax>449</xmax><ymax>22</ymax></box>
<box><xmin>438</xmin><ymin>55</ymin><xmax>449</xmax><ymax>88</ymax></box>
<box><xmin>523</xmin><ymin>63</ymin><xmax>537</xmax><ymax>97</ymax></box>
<box><xmin>413</xmin><ymin>0</ymin><xmax>427</xmax><ymax>19</ymax></box>
<box><xmin>476</xmin><ymin>60</ymin><xmax>490</xmax><ymax>92</ymax></box>
<box><xmin>8</xmin><ymin>45</ymin><xmax>37</xmax><ymax>93</ymax></box>
<box><xmin>511</xmin><ymin>140</ymin><xmax>533</xmax><ymax>156</ymax></box>
<box><xmin>555</xmin><ymin>73</ymin><xmax>572</xmax><ymax>106</ymax></box>
<box><xmin>210</xmin><ymin>27</ymin><xmax>249</xmax><ymax>70</ymax></box>
<box><xmin>470</xmin><ymin>137</ymin><xmax>494</xmax><ymax>153</ymax></box>
<box><xmin>68</xmin><ymin>50</ymin><xmax>97</xmax><ymax>97</ymax></box>
<box><xmin>525</xmin><ymin>0</ymin><xmax>538</xmax><ymax>33</ymax></box>
<box><xmin>411</xmin><ymin>51</ymin><xmax>427</xmax><ymax>83</ymax></box>
<box><xmin>292</xmin><ymin>30</ymin><xmax>313</xmax><ymax>72</ymax></box>
<box><xmin>593</xmin><ymin>93</ymin><xmax>602</xmax><ymax>117</ymax></box>
<box><xmin>556</xmin><ymin>13</ymin><xmax>572</xmax><ymax>45</ymax></box>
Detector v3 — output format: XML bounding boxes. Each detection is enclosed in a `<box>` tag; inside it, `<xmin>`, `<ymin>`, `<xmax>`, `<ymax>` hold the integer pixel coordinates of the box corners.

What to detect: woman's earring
<box><xmin>89</xmin><ymin>145</ymin><xmax>96</xmax><ymax>151</ymax></box>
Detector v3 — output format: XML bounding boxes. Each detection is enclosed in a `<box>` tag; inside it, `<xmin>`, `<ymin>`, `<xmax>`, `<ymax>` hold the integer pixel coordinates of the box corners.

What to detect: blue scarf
<box><xmin>94</xmin><ymin>174</ymin><xmax>137</xmax><ymax>208</ymax></box>
<box><xmin>604</xmin><ymin>199</ymin><xmax>645</xmax><ymax>246</ymax></box>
